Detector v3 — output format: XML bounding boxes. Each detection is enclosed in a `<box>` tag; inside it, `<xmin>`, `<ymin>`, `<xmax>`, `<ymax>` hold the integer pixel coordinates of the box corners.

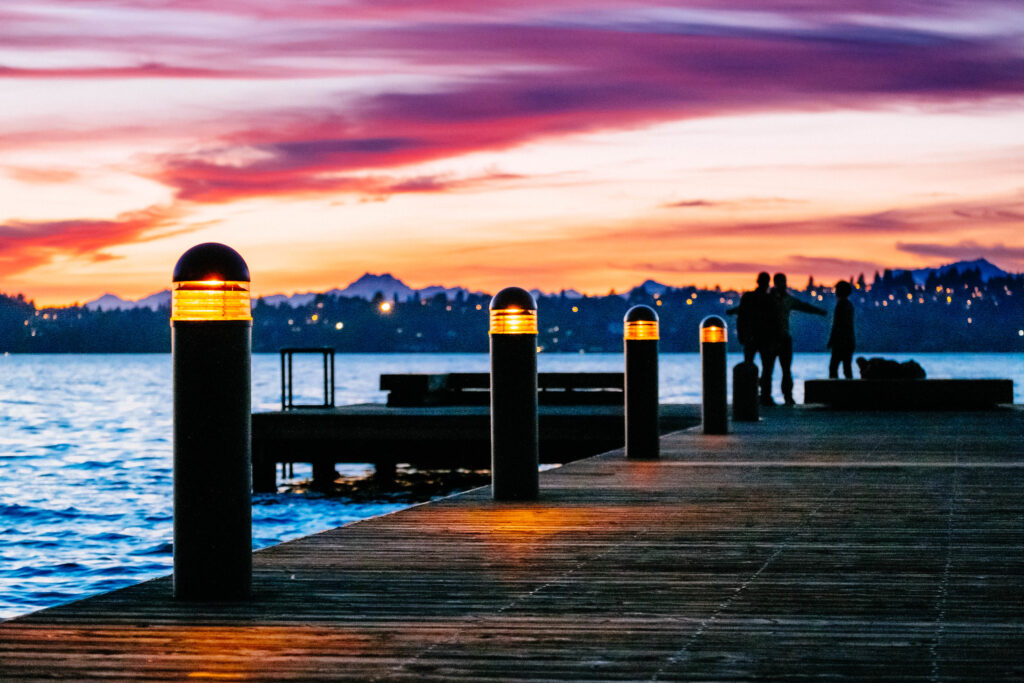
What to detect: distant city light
<box><xmin>380</xmin><ymin>302</ymin><xmax>392</xmax><ymax>313</ymax></box>
<box><xmin>335</xmin><ymin>322</ymin><xmax>343</xmax><ymax>330</ymax></box>
<box><xmin>1019</xmin><ymin>330</ymin><xmax>1023</xmax><ymax>337</ymax></box>
<box><xmin>571</xmin><ymin>306</ymin><xmax>579</xmax><ymax>313</ymax></box>
<box><xmin>311</xmin><ymin>314</ymin><xmax>318</xmax><ymax>322</ymax></box>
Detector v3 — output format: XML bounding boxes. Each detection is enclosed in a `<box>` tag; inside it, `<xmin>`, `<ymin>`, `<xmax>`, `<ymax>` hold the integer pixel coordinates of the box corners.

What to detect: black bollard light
<box><xmin>171</xmin><ymin>243</ymin><xmax>252</xmax><ymax>600</ymax></box>
<box><xmin>700</xmin><ymin>315</ymin><xmax>729</xmax><ymax>435</ymax></box>
<box><xmin>732</xmin><ymin>361</ymin><xmax>759</xmax><ymax>422</ymax></box>
<box><xmin>624</xmin><ymin>305</ymin><xmax>659</xmax><ymax>459</ymax></box>
<box><xmin>489</xmin><ymin>287</ymin><xmax>539</xmax><ymax>501</ymax></box>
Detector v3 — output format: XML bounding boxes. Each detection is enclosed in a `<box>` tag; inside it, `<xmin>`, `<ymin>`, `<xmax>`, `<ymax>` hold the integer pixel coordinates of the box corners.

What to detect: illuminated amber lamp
<box><xmin>489</xmin><ymin>287</ymin><xmax>538</xmax><ymax>335</ymax></box>
<box><xmin>700</xmin><ymin>316</ymin><xmax>727</xmax><ymax>344</ymax></box>
<box><xmin>488</xmin><ymin>287</ymin><xmax>539</xmax><ymax>501</ymax></box>
<box><xmin>171</xmin><ymin>243</ymin><xmax>252</xmax><ymax>322</ymax></box>
<box><xmin>624</xmin><ymin>305</ymin><xmax>659</xmax><ymax>341</ymax></box>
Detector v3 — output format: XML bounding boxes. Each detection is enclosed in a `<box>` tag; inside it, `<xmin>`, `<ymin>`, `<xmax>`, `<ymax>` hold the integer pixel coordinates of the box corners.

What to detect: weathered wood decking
<box><xmin>3</xmin><ymin>407</ymin><xmax>1023</xmax><ymax>680</ymax></box>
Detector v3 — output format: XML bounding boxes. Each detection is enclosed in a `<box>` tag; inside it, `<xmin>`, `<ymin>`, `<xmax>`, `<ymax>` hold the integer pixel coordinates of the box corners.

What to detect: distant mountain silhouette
<box><xmin>334</xmin><ymin>273</ymin><xmax>415</xmax><ymax>300</ymax></box>
<box><xmin>639</xmin><ymin>279</ymin><xmax>669</xmax><ymax>296</ymax></box>
<box><xmin>897</xmin><ymin>258</ymin><xmax>1008</xmax><ymax>285</ymax></box>
<box><xmin>84</xmin><ymin>290</ymin><xmax>170</xmax><ymax>311</ymax></box>
<box><xmin>80</xmin><ymin>259</ymin><xmax>1016</xmax><ymax>311</ymax></box>
<box><xmin>529</xmin><ymin>287</ymin><xmax>585</xmax><ymax>300</ymax></box>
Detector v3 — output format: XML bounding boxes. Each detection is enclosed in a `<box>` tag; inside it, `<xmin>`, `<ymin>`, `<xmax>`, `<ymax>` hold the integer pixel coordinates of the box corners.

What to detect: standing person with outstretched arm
<box><xmin>766</xmin><ymin>273</ymin><xmax>827</xmax><ymax>405</ymax></box>
<box><xmin>828</xmin><ymin>280</ymin><xmax>856</xmax><ymax>379</ymax></box>
<box><xmin>726</xmin><ymin>272</ymin><xmax>780</xmax><ymax>405</ymax></box>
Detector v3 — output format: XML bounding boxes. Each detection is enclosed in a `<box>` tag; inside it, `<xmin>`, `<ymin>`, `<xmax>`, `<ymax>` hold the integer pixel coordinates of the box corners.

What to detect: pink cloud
<box><xmin>0</xmin><ymin>206</ymin><xmax>188</xmax><ymax>277</ymax></box>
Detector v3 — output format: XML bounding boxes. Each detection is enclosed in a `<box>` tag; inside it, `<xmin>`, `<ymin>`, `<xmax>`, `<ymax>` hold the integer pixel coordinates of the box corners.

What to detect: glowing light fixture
<box><xmin>624</xmin><ymin>305</ymin><xmax>659</xmax><ymax>341</ymax></box>
<box><xmin>379</xmin><ymin>301</ymin><xmax>393</xmax><ymax>313</ymax></box>
<box><xmin>700</xmin><ymin>317</ymin><xmax>727</xmax><ymax>344</ymax></box>
<box><xmin>489</xmin><ymin>288</ymin><xmax>538</xmax><ymax>335</ymax></box>
<box><xmin>171</xmin><ymin>280</ymin><xmax>251</xmax><ymax>322</ymax></box>
<box><xmin>171</xmin><ymin>244</ymin><xmax>252</xmax><ymax>322</ymax></box>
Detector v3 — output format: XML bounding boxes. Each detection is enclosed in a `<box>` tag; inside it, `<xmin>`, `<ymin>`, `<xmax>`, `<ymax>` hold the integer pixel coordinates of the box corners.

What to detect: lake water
<box><xmin>1</xmin><ymin>352</ymin><xmax>1021</xmax><ymax>620</ymax></box>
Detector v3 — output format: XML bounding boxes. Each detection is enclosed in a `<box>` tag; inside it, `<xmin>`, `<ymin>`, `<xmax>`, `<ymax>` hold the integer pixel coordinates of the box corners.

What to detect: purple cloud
<box><xmin>896</xmin><ymin>240</ymin><xmax>1024</xmax><ymax>261</ymax></box>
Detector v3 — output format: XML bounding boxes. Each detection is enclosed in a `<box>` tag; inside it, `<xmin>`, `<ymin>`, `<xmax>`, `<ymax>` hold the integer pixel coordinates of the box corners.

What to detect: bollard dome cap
<box><xmin>489</xmin><ymin>286</ymin><xmax>536</xmax><ymax>312</ymax></box>
<box><xmin>701</xmin><ymin>315</ymin><xmax>726</xmax><ymax>329</ymax></box>
<box><xmin>624</xmin><ymin>304</ymin><xmax>658</xmax><ymax>323</ymax></box>
<box><xmin>173</xmin><ymin>243</ymin><xmax>250</xmax><ymax>283</ymax></box>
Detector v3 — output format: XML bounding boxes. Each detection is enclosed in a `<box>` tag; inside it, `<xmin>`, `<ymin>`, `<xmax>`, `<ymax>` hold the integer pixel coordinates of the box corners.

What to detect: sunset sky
<box><xmin>3</xmin><ymin>0</ymin><xmax>1023</xmax><ymax>306</ymax></box>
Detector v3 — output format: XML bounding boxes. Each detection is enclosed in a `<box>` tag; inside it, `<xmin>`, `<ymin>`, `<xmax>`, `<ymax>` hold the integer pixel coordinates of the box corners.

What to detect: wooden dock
<box><xmin>3</xmin><ymin>406</ymin><xmax>1023</xmax><ymax>679</ymax></box>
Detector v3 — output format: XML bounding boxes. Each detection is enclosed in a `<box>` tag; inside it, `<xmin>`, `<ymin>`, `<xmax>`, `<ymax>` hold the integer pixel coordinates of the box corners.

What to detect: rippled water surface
<box><xmin>2</xmin><ymin>352</ymin><xmax>1021</xmax><ymax>619</ymax></box>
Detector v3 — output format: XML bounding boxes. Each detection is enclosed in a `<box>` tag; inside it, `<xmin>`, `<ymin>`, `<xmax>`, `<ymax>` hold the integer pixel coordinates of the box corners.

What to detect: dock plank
<box><xmin>2</xmin><ymin>407</ymin><xmax>1023</xmax><ymax>680</ymax></box>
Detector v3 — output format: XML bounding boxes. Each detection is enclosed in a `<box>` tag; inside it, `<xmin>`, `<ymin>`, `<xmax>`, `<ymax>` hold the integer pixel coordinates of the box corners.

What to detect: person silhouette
<box><xmin>828</xmin><ymin>280</ymin><xmax>855</xmax><ymax>379</ymax></box>
<box><xmin>726</xmin><ymin>272</ymin><xmax>779</xmax><ymax>404</ymax></box>
<box><xmin>765</xmin><ymin>273</ymin><xmax>827</xmax><ymax>405</ymax></box>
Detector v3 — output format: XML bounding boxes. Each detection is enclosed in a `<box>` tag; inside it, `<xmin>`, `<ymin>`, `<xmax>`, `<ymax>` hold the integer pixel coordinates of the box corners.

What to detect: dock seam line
<box><xmin>378</xmin><ymin>526</ymin><xmax>648</xmax><ymax>680</ymax></box>
<box><xmin>652</xmin><ymin>433</ymin><xmax>875</xmax><ymax>681</ymax></box>
<box><xmin>929</xmin><ymin>431</ymin><xmax>961</xmax><ymax>683</ymax></box>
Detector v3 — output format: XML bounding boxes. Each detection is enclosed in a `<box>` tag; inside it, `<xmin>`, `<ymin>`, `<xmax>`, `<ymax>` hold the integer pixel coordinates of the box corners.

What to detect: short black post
<box><xmin>489</xmin><ymin>287</ymin><xmax>539</xmax><ymax>501</ymax></box>
<box><xmin>700</xmin><ymin>315</ymin><xmax>729</xmax><ymax>435</ymax></box>
<box><xmin>171</xmin><ymin>242</ymin><xmax>252</xmax><ymax>601</ymax></box>
<box><xmin>732</xmin><ymin>361</ymin><xmax>759</xmax><ymax>422</ymax></box>
<box><xmin>624</xmin><ymin>305</ymin><xmax>659</xmax><ymax>459</ymax></box>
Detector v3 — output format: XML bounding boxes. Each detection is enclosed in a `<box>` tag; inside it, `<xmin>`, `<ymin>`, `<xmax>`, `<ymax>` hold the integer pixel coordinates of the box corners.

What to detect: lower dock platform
<box><xmin>252</xmin><ymin>403</ymin><xmax>700</xmax><ymax>491</ymax></box>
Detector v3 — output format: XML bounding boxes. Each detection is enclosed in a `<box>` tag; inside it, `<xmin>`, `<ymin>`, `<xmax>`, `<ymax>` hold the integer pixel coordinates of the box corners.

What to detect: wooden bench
<box><xmin>381</xmin><ymin>372</ymin><xmax>624</xmax><ymax>407</ymax></box>
<box><xmin>804</xmin><ymin>378</ymin><xmax>1013</xmax><ymax>410</ymax></box>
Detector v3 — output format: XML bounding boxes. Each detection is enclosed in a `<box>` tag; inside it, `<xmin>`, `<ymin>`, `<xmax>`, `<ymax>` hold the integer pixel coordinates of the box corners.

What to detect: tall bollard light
<box><xmin>172</xmin><ymin>243</ymin><xmax>252</xmax><ymax>600</ymax></box>
<box><xmin>489</xmin><ymin>287</ymin><xmax>539</xmax><ymax>501</ymax></box>
<box><xmin>700</xmin><ymin>315</ymin><xmax>729</xmax><ymax>435</ymax></box>
<box><xmin>624</xmin><ymin>305</ymin><xmax>659</xmax><ymax>459</ymax></box>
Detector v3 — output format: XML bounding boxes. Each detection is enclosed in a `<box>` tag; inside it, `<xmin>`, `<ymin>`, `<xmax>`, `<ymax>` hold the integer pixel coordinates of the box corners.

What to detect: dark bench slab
<box><xmin>381</xmin><ymin>372</ymin><xmax>624</xmax><ymax>407</ymax></box>
<box><xmin>805</xmin><ymin>378</ymin><xmax>1013</xmax><ymax>410</ymax></box>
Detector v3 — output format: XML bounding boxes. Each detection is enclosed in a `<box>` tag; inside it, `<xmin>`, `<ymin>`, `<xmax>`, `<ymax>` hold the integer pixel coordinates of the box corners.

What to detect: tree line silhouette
<box><xmin>2</xmin><ymin>267</ymin><xmax>1022</xmax><ymax>353</ymax></box>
